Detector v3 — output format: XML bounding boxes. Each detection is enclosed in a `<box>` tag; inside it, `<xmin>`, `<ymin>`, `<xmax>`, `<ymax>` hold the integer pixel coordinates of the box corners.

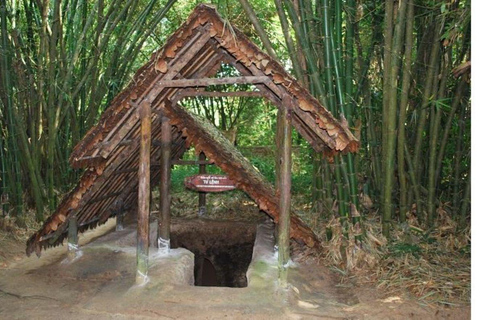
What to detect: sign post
<box><xmin>198</xmin><ymin>152</ymin><xmax>207</xmax><ymax>216</ymax></box>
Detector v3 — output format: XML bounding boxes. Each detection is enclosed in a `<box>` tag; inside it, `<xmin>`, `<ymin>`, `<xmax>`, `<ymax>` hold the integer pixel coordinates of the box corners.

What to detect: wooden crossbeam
<box><xmin>157</xmin><ymin>76</ymin><xmax>269</xmax><ymax>88</ymax></box>
<box><xmin>180</xmin><ymin>90</ymin><xmax>263</xmax><ymax>98</ymax></box>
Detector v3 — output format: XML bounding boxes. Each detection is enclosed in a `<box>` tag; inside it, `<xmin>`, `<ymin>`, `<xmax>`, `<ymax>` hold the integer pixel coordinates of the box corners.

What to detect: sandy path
<box><xmin>0</xmin><ymin>219</ymin><xmax>470</xmax><ymax>319</ymax></box>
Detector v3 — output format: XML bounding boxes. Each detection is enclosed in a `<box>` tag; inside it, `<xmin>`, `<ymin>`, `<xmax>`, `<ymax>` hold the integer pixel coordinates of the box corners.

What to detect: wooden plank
<box><xmin>158</xmin><ymin>116</ymin><xmax>172</xmax><ymax>253</ymax></box>
<box><xmin>136</xmin><ymin>101</ymin><xmax>151</xmax><ymax>285</ymax></box>
<box><xmin>276</xmin><ymin>105</ymin><xmax>292</xmax><ymax>288</ymax></box>
<box><xmin>157</xmin><ymin>76</ymin><xmax>269</xmax><ymax>88</ymax></box>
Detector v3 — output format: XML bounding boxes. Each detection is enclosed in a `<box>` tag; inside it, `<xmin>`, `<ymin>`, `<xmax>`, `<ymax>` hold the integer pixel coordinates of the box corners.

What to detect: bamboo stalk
<box><xmin>312</xmin><ymin>151</ymin><xmax>321</xmax><ymax>213</ymax></box>
<box><xmin>459</xmin><ymin>169</ymin><xmax>471</xmax><ymax>226</ymax></box>
<box><xmin>117</xmin><ymin>0</ymin><xmax>177</xmax><ymax>83</ymax></box>
<box><xmin>412</xmin><ymin>19</ymin><xmax>442</xmax><ymax>186</ymax></box>
<box><xmin>453</xmin><ymin>104</ymin><xmax>467</xmax><ymax>211</ymax></box>
<box><xmin>319</xmin><ymin>0</ymin><xmax>336</xmax><ymax>113</ymax></box>
<box><xmin>238</xmin><ymin>0</ymin><xmax>277</xmax><ymax>59</ymax></box>
<box><xmin>320</xmin><ymin>0</ymin><xmax>348</xmax><ymax>221</ymax></box>
<box><xmin>397</xmin><ymin>0</ymin><xmax>414</xmax><ymax>222</ymax></box>
<box><xmin>404</xmin><ymin>144</ymin><xmax>422</xmax><ymax>223</ymax></box>
<box><xmin>1</xmin><ymin>1</ymin><xmax>23</xmax><ymax>221</ymax></box>
<box><xmin>284</xmin><ymin>0</ymin><xmax>327</xmax><ymax>105</ymax></box>
<box><xmin>273</xmin><ymin>0</ymin><xmax>304</xmax><ymax>82</ymax></box>
<box><xmin>434</xmin><ymin>79</ymin><xmax>467</xmax><ymax>186</ymax></box>
<box><xmin>380</xmin><ymin>0</ymin><xmax>395</xmax><ymax>237</ymax></box>
<box><xmin>426</xmin><ymin>50</ymin><xmax>450</xmax><ymax>225</ymax></box>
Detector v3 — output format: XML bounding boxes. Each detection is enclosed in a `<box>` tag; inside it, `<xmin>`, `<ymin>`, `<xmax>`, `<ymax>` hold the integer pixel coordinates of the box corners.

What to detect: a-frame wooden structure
<box><xmin>27</xmin><ymin>4</ymin><xmax>358</xmax><ymax>284</ymax></box>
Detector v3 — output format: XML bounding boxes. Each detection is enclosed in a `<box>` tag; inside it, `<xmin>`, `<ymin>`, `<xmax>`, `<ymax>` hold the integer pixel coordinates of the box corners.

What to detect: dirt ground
<box><xmin>0</xmin><ymin>218</ymin><xmax>471</xmax><ymax>320</ymax></box>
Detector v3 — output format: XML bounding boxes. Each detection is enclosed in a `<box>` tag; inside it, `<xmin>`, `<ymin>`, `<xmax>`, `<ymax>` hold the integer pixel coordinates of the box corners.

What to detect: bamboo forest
<box><xmin>0</xmin><ymin>0</ymin><xmax>472</xmax><ymax>318</ymax></box>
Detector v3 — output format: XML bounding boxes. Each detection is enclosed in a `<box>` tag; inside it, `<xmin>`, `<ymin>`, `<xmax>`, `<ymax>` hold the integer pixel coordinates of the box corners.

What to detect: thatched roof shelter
<box><xmin>27</xmin><ymin>4</ymin><xmax>358</xmax><ymax>257</ymax></box>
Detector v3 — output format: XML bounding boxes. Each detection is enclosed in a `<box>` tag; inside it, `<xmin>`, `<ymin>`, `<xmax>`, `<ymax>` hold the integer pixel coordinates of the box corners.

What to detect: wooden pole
<box><xmin>67</xmin><ymin>216</ymin><xmax>79</xmax><ymax>261</ymax></box>
<box><xmin>276</xmin><ymin>104</ymin><xmax>292</xmax><ymax>288</ymax></box>
<box><xmin>198</xmin><ymin>152</ymin><xmax>207</xmax><ymax>216</ymax></box>
<box><xmin>158</xmin><ymin>116</ymin><xmax>172</xmax><ymax>254</ymax></box>
<box><xmin>136</xmin><ymin>101</ymin><xmax>151</xmax><ymax>285</ymax></box>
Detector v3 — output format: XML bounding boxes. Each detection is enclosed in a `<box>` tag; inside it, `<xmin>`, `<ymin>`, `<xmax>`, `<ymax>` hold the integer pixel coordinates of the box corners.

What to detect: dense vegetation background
<box><xmin>0</xmin><ymin>0</ymin><xmax>470</xmax><ymax>241</ymax></box>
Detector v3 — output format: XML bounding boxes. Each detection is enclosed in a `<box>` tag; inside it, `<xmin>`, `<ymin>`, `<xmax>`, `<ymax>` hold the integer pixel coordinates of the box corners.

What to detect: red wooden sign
<box><xmin>184</xmin><ymin>174</ymin><xmax>236</xmax><ymax>193</ymax></box>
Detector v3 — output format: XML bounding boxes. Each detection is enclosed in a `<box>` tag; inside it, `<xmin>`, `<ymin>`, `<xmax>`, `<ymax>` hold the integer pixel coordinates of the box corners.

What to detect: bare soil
<box><xmin>0</xmin><ymin>217</ymin><xmax>470</xmax><ymax>319</ymax></box>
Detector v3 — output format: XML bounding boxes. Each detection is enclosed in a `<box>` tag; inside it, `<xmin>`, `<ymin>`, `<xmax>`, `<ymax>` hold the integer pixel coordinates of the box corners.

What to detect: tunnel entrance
<box><xmin>170</xmin><ymin>219</ymin><xmax>256</xmax><ymax>288</ymax></box>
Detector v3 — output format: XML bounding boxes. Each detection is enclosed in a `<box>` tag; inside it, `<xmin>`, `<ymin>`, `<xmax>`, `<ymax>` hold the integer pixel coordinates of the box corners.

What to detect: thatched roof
<box><xmin>27</xmin><ymin>4</ymin><xmax>358</xmax><ymax>256</ymax></box>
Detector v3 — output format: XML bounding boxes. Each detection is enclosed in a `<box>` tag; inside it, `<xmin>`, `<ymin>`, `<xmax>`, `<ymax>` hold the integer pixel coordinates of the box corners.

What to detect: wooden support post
<box><xmin>136</xmin><ymin>101</ymin><xmax>151</xmax><ymax>285</ymax></box>
<box><xmin>198</xmin><ymin>152</ymin><xmax>207</xmax><ymax>216</ymax></box>
<box><xmin>67</xmin><ymin>216</ymin><xmax>79</xmax><ymax>261</ymax></box>
<box><xmin>276</xmin><ymin>105</ymin><xmax>292</xmax><ymax>288</ymax></box>
<box><xmin>158</xmin><ymin>116</ymin><xmax>172</xmax><ymax>254</ymax></box>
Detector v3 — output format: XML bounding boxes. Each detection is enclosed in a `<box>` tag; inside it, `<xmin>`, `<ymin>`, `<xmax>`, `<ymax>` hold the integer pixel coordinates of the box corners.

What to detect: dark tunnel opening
<box><xmin>170</xmin><ymin>220</ymin><xmax>256</xmax><ymax>288</ymax></box>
